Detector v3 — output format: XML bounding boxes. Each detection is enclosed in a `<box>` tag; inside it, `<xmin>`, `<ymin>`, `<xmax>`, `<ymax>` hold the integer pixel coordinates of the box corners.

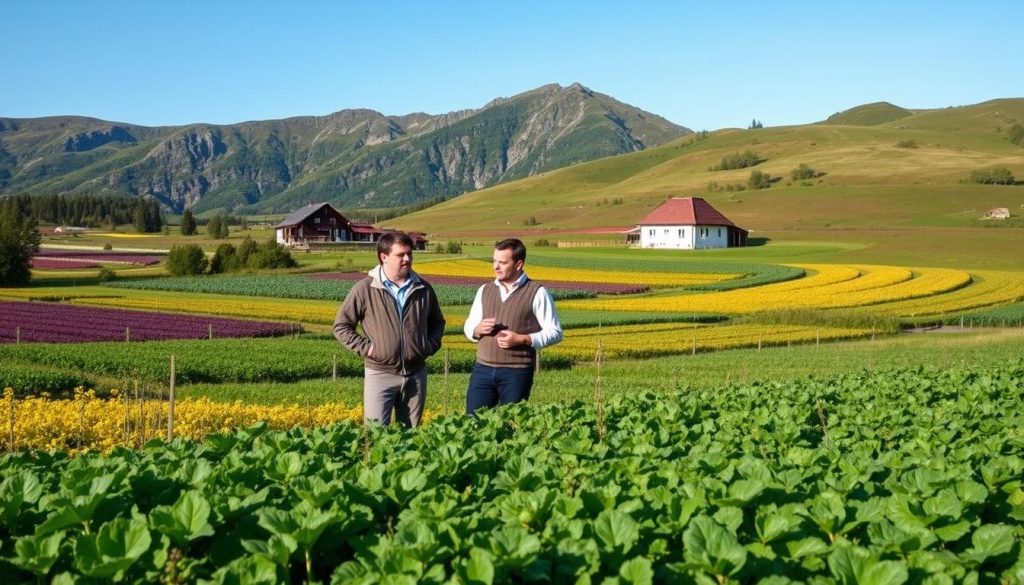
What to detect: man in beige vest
<box><xmin>463</xmin><ymin>238</ymin><xmax>563</xmax><ymax>415</ymax></box>
<box><xmin>334</xmin><ymin>232</ymin><xmax>445</xmax><ymax>427</ymax></box>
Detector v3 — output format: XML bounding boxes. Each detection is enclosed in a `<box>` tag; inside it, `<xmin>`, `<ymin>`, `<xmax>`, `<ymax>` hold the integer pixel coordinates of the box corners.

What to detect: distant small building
<box><xmin>984</xmin><ymin>207</ymin><xmax>1011</xmax><ymax>219</ymax></box>
<box><xmin>53</xmin><ymin>226</ymin><xmax>87</xmax><ymax>234</ymax></box>
<box><xmin>275</xmin><ymin>203</ymin><xmax>427</xmax><ymax>249</ymax></box>
<box><xmin>629</xmin><ymin>197</ymin><xmax>747</xmax><ymax>249</ymax></box>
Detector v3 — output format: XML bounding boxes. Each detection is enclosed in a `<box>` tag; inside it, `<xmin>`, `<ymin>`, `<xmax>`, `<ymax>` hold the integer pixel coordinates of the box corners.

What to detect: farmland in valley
<box><xmin>2</xmin><ymin>97</ymin><xmax>1023</xmax><ymax>583</ymax></box>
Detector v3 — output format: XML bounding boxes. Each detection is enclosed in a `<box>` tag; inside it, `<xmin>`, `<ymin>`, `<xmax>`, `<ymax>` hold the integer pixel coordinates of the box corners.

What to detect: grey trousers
<box><xmin>363</xmin><ymin>366</ymin><xmax>427</xmax><ymax>427</ymax></box>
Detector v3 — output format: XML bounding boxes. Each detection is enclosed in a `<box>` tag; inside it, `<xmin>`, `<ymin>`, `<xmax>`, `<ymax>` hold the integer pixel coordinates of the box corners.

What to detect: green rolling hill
<box><xmin>391</xmin><ymin>99</ymin><xmax>1024</xmax><ymax>269</ymax></box>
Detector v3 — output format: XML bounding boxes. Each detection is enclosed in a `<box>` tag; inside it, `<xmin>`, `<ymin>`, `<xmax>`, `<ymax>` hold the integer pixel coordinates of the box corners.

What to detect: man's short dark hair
<box><xmin>378</xmin><ymin>232</ymin><xmax>415</xmax><ymax>262</ymax></box>
<box><xmin>495</xmin><ymin>238</ymin><xmax>526</xmax><ymax>263</ymax></box>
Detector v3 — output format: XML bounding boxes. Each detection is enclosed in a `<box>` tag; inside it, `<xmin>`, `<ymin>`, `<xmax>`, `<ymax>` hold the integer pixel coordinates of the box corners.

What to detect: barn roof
<box><xmin>274</xmin><ymin>203</ymin><xmax>348</xmax><ymax>228</ymax></box>
<box><xmin>638</xmin><ymin>197</ymin><xmax>740</xmax><ymax>228</ymax></box>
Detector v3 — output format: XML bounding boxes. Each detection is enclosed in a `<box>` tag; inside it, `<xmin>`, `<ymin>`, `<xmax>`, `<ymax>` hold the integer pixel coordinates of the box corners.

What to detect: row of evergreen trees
<box><xmin>1</xmin><ymin>194</ymin><xmax>164</xmax><ymax>232</ymax></box>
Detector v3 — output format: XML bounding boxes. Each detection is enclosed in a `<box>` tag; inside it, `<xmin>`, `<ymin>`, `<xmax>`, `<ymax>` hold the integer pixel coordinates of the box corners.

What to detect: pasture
<box><xmin>2</xmin><ymin>233</ymin><xmax>1024</xmax><ymax>583</ymax></box>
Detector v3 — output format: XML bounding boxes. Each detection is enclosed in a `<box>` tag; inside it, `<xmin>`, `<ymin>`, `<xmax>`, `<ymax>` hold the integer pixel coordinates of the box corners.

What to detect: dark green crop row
<box><xmin>1</xmin><ymin>363</ymin><xmax>1022</xmax><ymax>583</ymax></box>
<box><xmin>0</xmin><ymin>338</ymin><xmax>572</xmax><ymax>389</ymax></box>
<box><xmin>105</xmin><ymin>275</ymin><xmax>594</xmax><ymax>305</ymax></box>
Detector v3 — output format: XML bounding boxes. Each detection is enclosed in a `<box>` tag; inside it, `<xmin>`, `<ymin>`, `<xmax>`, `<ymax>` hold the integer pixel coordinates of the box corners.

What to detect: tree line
<box><xmin>0</xmin><ymin>194</ymin><xmax>164</xmax><ymax>233</ymax></box>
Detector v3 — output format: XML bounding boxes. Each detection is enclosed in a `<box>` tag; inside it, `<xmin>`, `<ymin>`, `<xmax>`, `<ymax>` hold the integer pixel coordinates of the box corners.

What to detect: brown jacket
<box><xmin>333</xmin><ymin>266</ymin><xmax>445</xmax><ymax>375</ymax></box>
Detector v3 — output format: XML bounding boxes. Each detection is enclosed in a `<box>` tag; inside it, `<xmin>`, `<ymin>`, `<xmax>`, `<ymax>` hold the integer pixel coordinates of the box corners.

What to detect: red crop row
<box><xmin>30</xmin><ymin>258</ymin><xmax>102</xmax><ymax>269</ymax></box>
<box><xmin>0</xmin><ymin>301</ymin><xmax>294</xmax><ymax>344</ymax></box>
<box><xmin>33</xmin><ymin>251</ymin><xmax>164</xmax><ymax>266</ymax></box>
<box><xmin>307</xmin><ymin>271</ymin><xmax>649</xmax><ymax>295</ymax></box>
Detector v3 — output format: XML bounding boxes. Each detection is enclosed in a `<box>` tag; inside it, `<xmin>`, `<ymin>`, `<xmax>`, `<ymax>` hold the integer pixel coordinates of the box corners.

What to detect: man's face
<box><xmin>492</xmin><ymin>248</ymin><xmax>523</xmax><ymax>284</ymax></box>
<box><xmin>380</xmin><ymin>243</ymin><xmax>413</xmax><ymax>282</ymax></box>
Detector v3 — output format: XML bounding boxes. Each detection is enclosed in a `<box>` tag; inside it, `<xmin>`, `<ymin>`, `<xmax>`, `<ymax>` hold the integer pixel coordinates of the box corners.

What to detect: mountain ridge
<box><xmin>0</xmin><ymin>83</ymin><xmax>690</xmax><ymax>214</ymax></box>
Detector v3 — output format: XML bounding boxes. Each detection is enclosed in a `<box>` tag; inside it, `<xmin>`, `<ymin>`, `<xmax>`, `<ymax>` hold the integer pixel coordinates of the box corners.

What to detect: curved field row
<box><xmin>2</xmin><ymin>391</ymin><xmax>368</xmax><ymax>454</ymax></box>
<box><xmin>308</xmin><ymin>271</ymin><xmax>649</xmax><ymax>295</ymax></box>
<box><xmin>562</xmin><ymin>265</ymin><xmax>971</xmax><ymax>314</ymax></box>
<box><xmin>859</xmin><ymin>270</ymin><xmax>1024</xmax><ymax>317</ymax></box>
<box><xmin>68</xmin><ymin>293</ymin><xmax>340</xmax><ymax>324</ymax></box>
<box><xmin>443</xmin><ymin>322</ymin><xmax>876</xmax><ymax>359</ymax></box>
<box><xmin>0</xmin><ymin>301</ymin><xmax>294</xmax><ymax>344</ymax></box>
<box><xmin>415</xmin><ymin>258</ymin><xmax>739</xmax><ymax>287</ymax></box>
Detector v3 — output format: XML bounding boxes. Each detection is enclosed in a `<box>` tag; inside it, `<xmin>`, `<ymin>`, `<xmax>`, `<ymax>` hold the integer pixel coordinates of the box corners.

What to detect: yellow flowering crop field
<box><xmin>562</xmin><ymin>264</ymin><xmax>975</xmax><ymax>314</ymax></box>
<box><xmin>858</xmin><ymin>269</ymin><xmax>1024</xmax><ymax>317</ymax></box>
<box><xmin>443</xmin><ymin>321</ymin><xmax>877</xmax><ymax>360</ymax></box>
<box><xmin>69</xmin><ymin>293</ymin><xmax>339</xmax><ymax>324</ymax></box>
<box><xmin>415</xmin><ymin>258</ymin><xmax>739</xmax><ymax>286</ymax></box>
<box><xmin>2</xmin><ymin>388</ymin><xmax>381</xmax><ymax>455</ymax></box>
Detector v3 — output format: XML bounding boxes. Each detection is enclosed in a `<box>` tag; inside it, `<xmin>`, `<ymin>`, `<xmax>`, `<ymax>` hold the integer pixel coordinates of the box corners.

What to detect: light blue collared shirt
<box><xmin>382</xmin><ymin>273</ymin><xmax>417</xmax><ymax>315</ymax></box>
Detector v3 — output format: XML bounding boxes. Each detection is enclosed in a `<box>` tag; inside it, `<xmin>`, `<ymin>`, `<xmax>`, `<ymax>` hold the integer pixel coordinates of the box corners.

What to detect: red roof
<box><xmin>350</xmin><ymin>223</ymin><xmax>383</xmax><ymax>234</ymax></box>
<box><xmin>638</xmin><ymin>197</ymin><xmax>739</xmax><ymax>228</ymax></box>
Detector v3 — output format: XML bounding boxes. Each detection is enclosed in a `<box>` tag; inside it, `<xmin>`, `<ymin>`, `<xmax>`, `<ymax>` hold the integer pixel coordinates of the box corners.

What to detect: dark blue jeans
<box><xmin>466</xmin><ymin>363</ymin><xmax>535</xmax><ymax>415</ymax></box>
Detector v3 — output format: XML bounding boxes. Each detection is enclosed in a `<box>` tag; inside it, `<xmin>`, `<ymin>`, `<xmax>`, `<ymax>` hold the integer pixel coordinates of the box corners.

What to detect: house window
<box><xmin>700</xmin><ymin>228</ymin><xmax>708</xmax><ymax>239</ymax></box>
<box><xmin>678</xmin><ymin>229</ymin><xmax>684</xmax><ymax>238</ymax></box>
<box><xmin>664</xmin><ymin>229</ymin><xmax>669</xmax><ymax>235</ymax></box>
<box><xmin>314</xmin><ymin>217</ymin><xmax>320</xmax><ymax>224</ymax></box>
<box><xmin>330</xmin><ymin>218</ymin><xmax>336</xmax><ymax>225</ymax></box>
<box><xmin>648</xmin><ymin>229</ymin><xmax>655</xmax><ymax>236</ymax></box>
<box><xmin>718</xmin><ymin>228</ymin><xmax>722</xmax><ymax>237</ymax></box>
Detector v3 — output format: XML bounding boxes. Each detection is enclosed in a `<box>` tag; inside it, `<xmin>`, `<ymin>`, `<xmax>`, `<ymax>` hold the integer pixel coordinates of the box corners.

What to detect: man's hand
<box><xmin>474</xmin><ymin>318</ymin><xmax>499</xmax><ymax>339</ymax></box>
<box><xmin>496</xmin><ymin>329</ymin><xmax>530</xmax><ymax>349</ymax></box>
<box><xmin>367</xmin><ymin>344</ymin><xmax>374</xmax><ymax>357</ymax></box>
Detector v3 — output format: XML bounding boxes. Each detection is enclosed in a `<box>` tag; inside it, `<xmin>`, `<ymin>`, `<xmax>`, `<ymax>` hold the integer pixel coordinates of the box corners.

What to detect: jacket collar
<box><xmin>368</xmin><ymin>265</ymin><xmax>421</xmax><ymax>290</ymax></box>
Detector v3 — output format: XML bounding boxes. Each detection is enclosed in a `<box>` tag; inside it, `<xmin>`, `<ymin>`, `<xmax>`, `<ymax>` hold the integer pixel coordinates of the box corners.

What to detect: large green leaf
<box><xmin>593</xmin><ymin>509</ymin><xmax>640</xmax><ymax>554</ymax></box>
<box><xmin>682</xmin><ymin>515</ymin><xmax>747</xmax><ymax>577</ymax></box>
<box><xmin>150</xmin><ymin>490</ymin><xmax>215</xmax><ymax>546</ymax></box>
<box><xmin>963</xmin><ymin>524</ymin><xmax>1015</xmax><ymax>565</ymax></box>
<box><xmin>0</xmin><ymin>471</ymin><xmax>42</xmax><ymax>527</ymax></box>
<box><xmin>618</xmin><ymin>556</ymin><xmax>654</xmax><ymax>584</ymax></box>
<box><xmin>10</xmin><ymin>530</ymin><xmax>65</xmax><ymax>575</ymax></box>
<box><xmin>73</xmin><ymin>516</ymin><xmax>152</xmax><ymax>580</ymax></box>
<box><xmin>829</xmin><ymin>546</ymin><xmax>908</xmax><ymax>585</ymax></box>
<box><xmin>459</xmin><ymin>547</ymin><xmax>495</xmax><ymax>585</ymax></box>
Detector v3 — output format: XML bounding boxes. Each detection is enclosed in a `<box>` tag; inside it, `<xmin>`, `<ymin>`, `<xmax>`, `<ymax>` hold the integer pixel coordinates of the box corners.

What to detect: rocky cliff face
<box><xmin>0</xmin><ymin>84</ymin><xmax>691</xmax><ymax>213</ymax></box>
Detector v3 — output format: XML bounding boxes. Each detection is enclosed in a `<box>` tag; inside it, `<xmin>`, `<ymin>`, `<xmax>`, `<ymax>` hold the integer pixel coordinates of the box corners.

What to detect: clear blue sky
<box><xmin>3</xmin><ymin>1</ymin><xmax>1021</xmax><ymax>131</ymax></box>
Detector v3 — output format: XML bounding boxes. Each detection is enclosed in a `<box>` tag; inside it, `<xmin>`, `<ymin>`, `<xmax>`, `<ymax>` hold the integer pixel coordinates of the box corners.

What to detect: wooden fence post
<box><xmin>7</xmin><ymin>394</ymin><xmax>14</xmax><ymax>452</ymax></box>
<box><xmin>535</xmin><ymin>349</ymin><xmax>541</xmax><ymax>373</ymax></box>
<box><xmin>167</xmin><ymin>355</ymin><xmax>176</xmax><ymax>442</ymax></box>
<box><xmin>332</xmin><ymin>354</ymin><xmax>337</xmax><ymax>382</ymax></box>
<box><xmin>125</xmin><ymin>327</ymin><xmax>130</xmax><ymax>342</ymax></box>
<box><xmin>15</xmin><ymin>327</ymin><xmax>19</xmax><ymax>344</ymax></box>
<box><xmin>208</xmin><ymin>324</ymin><xmax>213</xmax><ymax>340</ymax></box>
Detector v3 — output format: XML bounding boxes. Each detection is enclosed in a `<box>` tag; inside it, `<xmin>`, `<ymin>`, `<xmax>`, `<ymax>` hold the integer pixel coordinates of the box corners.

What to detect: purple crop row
<box><xmin>0</xmin><ymin>301</ymin><xmax>294</xmax><ymax>344</ymax></box>
<box><xmin>307</xmin><ymin>272</ymin><xmax>649</xmax><ymax>295</ymax></box>
<box><xmin>33</xmin><ymin>251</ymin><xmax>164</xmax><ymax>266</ymax></box>
<box><xmin>31</xmin><ymin>258</ymin><xmax>102</xmax><ymax>269</ymax></box>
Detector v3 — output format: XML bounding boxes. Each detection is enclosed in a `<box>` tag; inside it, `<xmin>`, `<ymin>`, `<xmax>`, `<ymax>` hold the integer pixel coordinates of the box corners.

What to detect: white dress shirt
<box><xmin>463</xmin><ymin>272</ymin><xmax>563</xmax><ymax>349</ymax></box>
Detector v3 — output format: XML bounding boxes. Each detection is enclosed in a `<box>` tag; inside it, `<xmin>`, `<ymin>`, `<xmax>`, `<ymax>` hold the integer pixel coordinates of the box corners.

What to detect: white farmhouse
<box><xmin>630</xmin><ymin>197</ymin><xmax>748</xmax><ymax>249</ymax></box>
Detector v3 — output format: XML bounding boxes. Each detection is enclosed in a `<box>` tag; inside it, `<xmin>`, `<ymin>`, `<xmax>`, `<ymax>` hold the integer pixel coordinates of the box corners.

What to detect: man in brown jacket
<box><xmin>334</xmin><ymin>232</ymin><xmax>445</xmax><ymax>427</ymax></box>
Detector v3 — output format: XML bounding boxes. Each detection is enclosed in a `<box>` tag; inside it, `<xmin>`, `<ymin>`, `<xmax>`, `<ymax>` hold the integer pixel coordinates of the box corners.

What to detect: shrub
<box><xmin>102</xmin><ymin>242</ymin><xmax>113</xmax><ymax>251</ymax></box>
<box><xmin>790</xmin><ymin>164</ymin><xmax>818</xmax><ymax>181</ymax></box>
<box><xmin>533</xmin><ymin>239</ymin><xmax>554</xmax><ymax>247</ymax></box>
<box><xmin>895</xmin><ymin>139</ymin><xmax>919</xmax><ymax>149</ymax></box>
<box><xmin>247</xmin><ymin>242</ymin><xmax>297</xmax><ymax>270</ymax></box>
<box><xmin>445</xmin><ymin>241</ymin><xmax>463</xmax><ymax>254</ymax></box>
<box><xmin>166</xmin><ymin>244</ymin><xmax>208</xmax><ymax>275</ymax></box>
<box><xmin>714</xmin><ymin>150</ymin><xmax>762</xmax><ymax>171</ymax></box>
<box><xmin>1007</xmin><ymin>123</ymin><xmax>1024</xmax><ymax>146</ymax></box>
<box><xmin>969</xmin><ymin>167</ymin><xmax>1015</xmax><ymax>185</ymax></box>
<box><xmin>97</xmin><ymin>267</ymin><xmax>117</xmax><ymax>282</ymax></box>
<box><xmin>748</xmin><ymin>170</ymin><xmax>772</xmax><ymax>190</ymax></box>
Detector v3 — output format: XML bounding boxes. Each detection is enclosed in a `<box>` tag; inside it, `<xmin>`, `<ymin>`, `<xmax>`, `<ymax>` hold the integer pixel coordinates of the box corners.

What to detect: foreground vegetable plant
<box><xmin>1</xmin><ymin>363</ymin><xmax>1022</xmax><ymax>583</ymax></box>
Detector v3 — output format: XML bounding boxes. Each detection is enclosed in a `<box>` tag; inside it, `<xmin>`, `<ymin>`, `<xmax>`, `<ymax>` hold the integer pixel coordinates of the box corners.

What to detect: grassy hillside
<box><xmin>393</xmin><ymin>99</ymin><xmax>1024</xmax><ymax>269</ymax></box>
